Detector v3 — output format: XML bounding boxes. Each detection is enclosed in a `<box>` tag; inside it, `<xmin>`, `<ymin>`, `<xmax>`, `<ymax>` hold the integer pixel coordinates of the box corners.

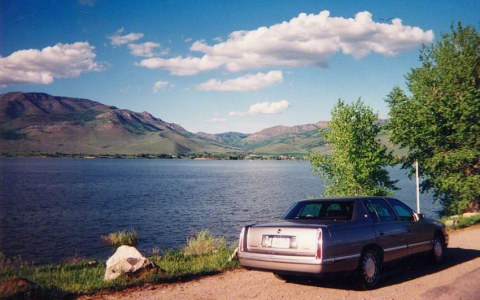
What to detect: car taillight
<box><xmin>239</xmin><ymin>227</ymin><xmax>245</xmax><ymax>252</ymax></box>
<box><xmin>316</xmin><ymin>228</ymin><xmax>323</xmax><ymax>260</ymax></box>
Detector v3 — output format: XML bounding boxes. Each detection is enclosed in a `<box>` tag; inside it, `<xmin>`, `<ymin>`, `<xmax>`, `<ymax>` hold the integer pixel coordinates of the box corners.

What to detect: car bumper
<box><xmin>238</xmin><ymin>252</ymin><xmax>358</xmax><ymax>274</ymax></box>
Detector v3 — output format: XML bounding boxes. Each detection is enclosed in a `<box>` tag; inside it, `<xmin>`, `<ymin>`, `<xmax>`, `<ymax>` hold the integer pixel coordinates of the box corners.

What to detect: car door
<box><xmin>363</xmin><ymin>198</ymin><xmax>409</xmax><ymax>262</ymax></box>
<box><xmin>387</xmin><ymin>198</ymin><xmax>433</xmax><ymax>255</ymax></box>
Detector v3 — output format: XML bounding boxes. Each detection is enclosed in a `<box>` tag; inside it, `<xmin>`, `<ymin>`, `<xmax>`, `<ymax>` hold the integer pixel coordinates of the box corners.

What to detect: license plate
<box><xmin>262</xmin><ymin>236</ymin><xmax>292</xmax><ymax>249</ymax></box>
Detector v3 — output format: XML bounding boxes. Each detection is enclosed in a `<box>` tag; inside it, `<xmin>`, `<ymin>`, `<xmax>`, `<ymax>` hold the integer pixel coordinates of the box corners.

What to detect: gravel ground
<box><xmin>84</xmin><ymin>226</ymin><xmax>480</xmax><ymax>300</ymax></box>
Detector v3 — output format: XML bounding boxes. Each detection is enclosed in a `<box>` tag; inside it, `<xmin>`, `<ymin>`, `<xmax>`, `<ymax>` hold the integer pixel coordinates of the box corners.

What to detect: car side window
<box><xmin>363</xmin><ymin>200</ymin><xmax>379</xmax><ymax>223</ymax></box>
<box><xmin>369</xmin><ymin>198</ymin><xmax>399</xmax><ymax>223</ymax></box>
<box><xmin>387</xmin><ymin>199</ymin><xmax>415</xmax><ymax>222</ymax></box>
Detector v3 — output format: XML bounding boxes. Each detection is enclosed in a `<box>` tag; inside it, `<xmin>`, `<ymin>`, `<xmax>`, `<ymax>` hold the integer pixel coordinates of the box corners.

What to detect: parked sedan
<box><xmin>238</xmin><ymin>196</ymin><xmax>448</xmax><ymax>288</ymax></box>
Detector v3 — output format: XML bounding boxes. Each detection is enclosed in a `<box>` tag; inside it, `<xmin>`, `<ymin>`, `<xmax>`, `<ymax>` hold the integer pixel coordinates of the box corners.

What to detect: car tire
<box><xmin>431</xmin><ymin>234</ymin><xmax>446</xmax><ymax>263</ymax></box>
<box><xmin>359</xmin><ymin>248</ymin><xmax>381</xmax><ymax>289</ymax></box>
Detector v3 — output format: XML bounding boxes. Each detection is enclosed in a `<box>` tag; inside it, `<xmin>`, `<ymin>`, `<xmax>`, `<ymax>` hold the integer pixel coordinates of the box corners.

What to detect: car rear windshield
<box><xmin>283</xmin><ymin>201</ymin><xmax>354</xmax><ymax>220</ymax></box>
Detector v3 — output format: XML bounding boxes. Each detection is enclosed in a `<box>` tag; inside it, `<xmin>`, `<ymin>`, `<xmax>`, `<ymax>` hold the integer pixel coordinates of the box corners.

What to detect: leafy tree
<box><xmin>309</xmin><ymin>99</ymin><xmax>397</xmax><ymax>197</ymax></box>
<box><xmin>386</xmin><ymin>24</ymin><xmax>480</xmax><ymax>214</ymax></box>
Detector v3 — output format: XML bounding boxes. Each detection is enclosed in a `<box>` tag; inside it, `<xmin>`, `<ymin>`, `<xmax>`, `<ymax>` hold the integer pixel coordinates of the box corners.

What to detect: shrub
<box><xmin>183</xmin><ymin>230</ymin><xmax>227</xmax><ymax>256</ymax></box>
<box><xmin>442</xmin><ymin>214</ymin><xmax>480</xmax><ymax>230</ymax></box>
<box><xmin>100</xmin><ymin>229</ymin><xmax>138</xmax><ymax>247</ymax></box>
<box><xmin>454</xmin><ymin>215</ymin><xmax>480</xmax><ymax>230</ymax></box>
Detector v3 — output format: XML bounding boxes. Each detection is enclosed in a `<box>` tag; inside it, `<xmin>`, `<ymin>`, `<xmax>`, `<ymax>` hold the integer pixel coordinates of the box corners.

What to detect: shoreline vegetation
<box><xmin>0</xmin><ymin>151</ymin><xmax>307</xmax><ymax>161</ymax></box>
<box><xmin>2</xmin><ymin>219</ymin><xmax>480</xmax><ymax>298</ymax></box>
<box><xmin>0</xmin><ymin>230</ymin><xmax>238</xmax><ymax>299</ymax></box>
<box><xmin>100</xmin><ymin>229</ymin><xmax>138</xmax><ymax>247</ymax></box>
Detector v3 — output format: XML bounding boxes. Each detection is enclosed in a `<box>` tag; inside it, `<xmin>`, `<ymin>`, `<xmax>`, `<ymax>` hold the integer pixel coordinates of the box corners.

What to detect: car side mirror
<box><xmin>413</xmin><ymin>212</ymin><xmax>424</xmax><ymax>222</ymax></box>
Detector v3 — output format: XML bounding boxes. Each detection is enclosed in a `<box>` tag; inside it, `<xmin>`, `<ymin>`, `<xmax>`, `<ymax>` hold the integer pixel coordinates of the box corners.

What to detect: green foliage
<box><xmin>183</xmin><ymin>230</ymin><xmax>227</xmax><ymax>256</ymax></box>
<box><xmin>386</xmin><ymin>24</ymin><xmax>480</xmax><ymax>214</ymax></box>
<box><xmin>153</xmin><ymin>248</ymin><xmax>237</xmax><ymax>277</ymax></box>
<box><xmin>309</xmin><ymin>99</ymin><xmax>397</xmax><ymax>197</ymax></box>
<box><xmin>0</xmin><ymin>249</ymin><xmax>238</xmax><ymax>297</ymax></box>
<box><xmin>0</xmin><ymin>232</ymin><xmax>238</xmax><ymax>297</ymax></box>
<box><xmin>0</xmin><ymin>254</ymin><xmax>107</xmax><ymax>296</ymax></box>
<box><xmin>100</xmin><ymin>229</ymin><xmax>138</xmax><ymax>247</ymax></box>
<box><xmin>455</xmin><ymin>215</ymin><xmax>480</xmax><ymax>229</ymax></box>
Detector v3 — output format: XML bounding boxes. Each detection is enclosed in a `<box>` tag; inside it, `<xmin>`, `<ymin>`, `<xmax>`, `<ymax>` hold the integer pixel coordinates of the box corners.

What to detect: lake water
<box><xmin>0</xmin><ymin>158</ymin><xmax>440</xmax><ymax>264</ymax></box>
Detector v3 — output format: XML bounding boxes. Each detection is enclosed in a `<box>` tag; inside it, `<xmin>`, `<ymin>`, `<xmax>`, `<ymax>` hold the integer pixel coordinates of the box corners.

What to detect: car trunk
<box><xmin>244</xmin><ymin>221</ymin><xmax>330</xmax><ymax>256</ymax></box>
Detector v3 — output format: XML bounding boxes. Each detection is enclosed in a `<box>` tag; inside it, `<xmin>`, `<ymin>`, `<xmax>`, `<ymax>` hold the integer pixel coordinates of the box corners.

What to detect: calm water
<box><xmin>0</xmin><ymin>158</ymin><xmax>440</xmax><ymax>263</ymax></box>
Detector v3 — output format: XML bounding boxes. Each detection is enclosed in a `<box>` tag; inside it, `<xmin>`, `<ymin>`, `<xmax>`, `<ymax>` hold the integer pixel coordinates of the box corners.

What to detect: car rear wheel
<box><xmin>431</xmin><ymin>234</ymin><xmax>446</xmax><ymax>263</ymax></box>
<box><xmin>359</xmin><ymin>249</ymin><xmax>381</xmax><ymax>289</ymax></box>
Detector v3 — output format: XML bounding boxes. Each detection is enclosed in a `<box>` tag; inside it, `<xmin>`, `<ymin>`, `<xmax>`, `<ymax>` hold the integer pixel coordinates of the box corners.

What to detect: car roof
<box><xmin>296</xmin><ymin>196</ymin><xmax>393</xmax><ymax>203</ymax></box>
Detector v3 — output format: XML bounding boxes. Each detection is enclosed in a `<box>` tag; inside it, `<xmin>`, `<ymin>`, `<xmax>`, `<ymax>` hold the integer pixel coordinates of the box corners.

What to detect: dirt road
<box><xmin>88</xmin><ymin>226</ymin><xmax>480</xmax><ymax>300</ymax></box>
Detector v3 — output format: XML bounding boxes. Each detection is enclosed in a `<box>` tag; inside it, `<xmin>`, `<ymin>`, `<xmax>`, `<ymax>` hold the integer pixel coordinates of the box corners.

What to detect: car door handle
<box><xmin>379</xmin><ymin>232</ymin><xmax>384</xmax><ymax>236</ymax></box>
<box><xmin>407</xmin><ymin>229</ymin><xmax>412</xmax><ymax>233</ymax></box>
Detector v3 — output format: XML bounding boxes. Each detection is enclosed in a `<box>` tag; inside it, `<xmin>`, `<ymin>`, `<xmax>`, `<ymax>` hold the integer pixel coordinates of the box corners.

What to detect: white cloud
<box><xmin>249</xmin><ymin>100</ymin><xmax>290</xmax><ymax>114</ymax></box>
<box><xmin>128</xmin><ymin>42</ymin><xmax>165</xmax><ymax>57</ymax></box>
<box><xmin>0</xmin><ymin>42</ymin><xmax>101</xmax><ymax>87</ymax></box>
<box><xmin>139</xmin><ymin>55</ymin><xmax>222</xmax><ymax>75</ymax></box>
<box><xmin>109</xmin><ymin>28</ymin><xmax>144</xmax><ymax>46</ymax></box>
<box><xmin>139</xmin><ymin>10</ymin><xmax>433</xmax><ymax>75</ymax></box>
<box><xmin>229</xmin><ymin>100</ymin><xmax>290</xmax><ymax>117</ymax></box>
<box><xmin>153</xmin><ymin>80</ymin><xmax>171</xmax><ymax>91</ymax></box>
<box><xmin>196</xmin><ymin>70</ymin><xmax>282</xmax><ymax>92</ymax></box>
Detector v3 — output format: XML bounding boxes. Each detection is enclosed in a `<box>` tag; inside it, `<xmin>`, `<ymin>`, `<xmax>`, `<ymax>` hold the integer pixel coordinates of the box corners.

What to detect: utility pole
<box><xmin>415</xmin><ymin>161</ymin><xmax>420</xmax><ymax>213</ymax></box>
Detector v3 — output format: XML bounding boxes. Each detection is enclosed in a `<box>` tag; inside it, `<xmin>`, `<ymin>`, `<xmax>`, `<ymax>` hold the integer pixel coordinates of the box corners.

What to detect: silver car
<box><xmin>238</xmin><ymin>196</ymin><xmax>448</xmax><ymax>288</ymax></box>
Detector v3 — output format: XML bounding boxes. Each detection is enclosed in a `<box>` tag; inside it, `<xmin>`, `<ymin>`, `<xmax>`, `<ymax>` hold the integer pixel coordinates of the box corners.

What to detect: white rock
<box><xmin>104</xmin><ymin>245</ymin><xmax>154</xmax><ymax>281</ymax></box>
<box><xmin>106</xmin><ymin>245</ymin><xmax>143</xmax><ymax>269</ymax></box>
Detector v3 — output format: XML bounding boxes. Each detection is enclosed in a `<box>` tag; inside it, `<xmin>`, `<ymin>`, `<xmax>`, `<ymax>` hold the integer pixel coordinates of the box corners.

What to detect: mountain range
<box><xmin>0</xmin><ymin>92</ymin><xmax>332</xmax><ymax>155</ymax></box>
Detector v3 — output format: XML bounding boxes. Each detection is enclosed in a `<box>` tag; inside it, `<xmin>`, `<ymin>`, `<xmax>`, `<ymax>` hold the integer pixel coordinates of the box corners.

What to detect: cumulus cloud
<box><xmin>139</xmin><ymin>55</ymin><xmax>222</xmax><ymax>75</ymax></box>
<box><xmin>249</xmin><ymin>100</ymin><xmax>290</xmax><ymax>114</ymax></box>
<box><xmin>153</xmin><ymin>80</ymin><xmax>171</xmax><ymax>91</ymax></box>
<box><xmin>229</xmin><ymin>100</ymin><xmax>290</xmax><ymax>117</ymax></box>
<box><xmin>109</xmin><ymin>28</ymin><xmax>144</xmax><ymax>46</ymax></box>
<box><xmin>0</xmin><ymin>42</ymin><xmax>101</xmax><ymax>87</ymax></box>
<box><xmin>139</xmin><ymin>10</ymin><xmax>433</xmax><ymax>75</ymax></box>
<box><xmin>196</xmin><ymin>70</ymin><xmax>282</xmax><ymax>92</ymax></box>
<box><xmin>128</xmin><ymin>42</ymin><xmax>165</xmax><ymax>57</ymax></box>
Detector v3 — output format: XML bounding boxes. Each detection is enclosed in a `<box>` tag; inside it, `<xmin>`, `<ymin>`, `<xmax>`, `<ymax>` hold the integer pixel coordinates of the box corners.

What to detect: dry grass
<box><xmin>183</xmin><ymin>230</ymin><xmax>227</xmax><ymax>256</ymax></box>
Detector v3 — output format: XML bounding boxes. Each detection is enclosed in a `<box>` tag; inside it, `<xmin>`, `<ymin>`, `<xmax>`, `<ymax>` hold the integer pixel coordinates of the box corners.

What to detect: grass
<box><xmin>0</xmin><ymin>231</ymin><xmax>238</xmax><ymax>298</ymax></box>
<box><xmin>100</xmin><ymin>229</ymin><xmax>138</xmax><ymax>247</ymax></box>
<box><xmin>183</xmin><ymin>230</ymin><xmax>227</xmax><ymax>256</ymax></box>
<box><xmin>153</xmin><ymin>248</ymin><xmax>237</xmax><ymax>279</ymax></box>
<box><xmin>441</xmin><ymin>214</ymin><xmax>480</xmax><ymax>230</ymax></box>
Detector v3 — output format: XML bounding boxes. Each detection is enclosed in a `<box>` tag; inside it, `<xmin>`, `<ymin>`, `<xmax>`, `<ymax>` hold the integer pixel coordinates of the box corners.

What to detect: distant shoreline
<box><xmin>0</xmin><ymin>152</ymin><xmax>307</xmax><ymax>161</ymax></box>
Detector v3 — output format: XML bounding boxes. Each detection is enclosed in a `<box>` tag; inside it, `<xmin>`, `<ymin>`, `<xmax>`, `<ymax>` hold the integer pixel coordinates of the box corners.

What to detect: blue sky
<box><xmin>1</xmin><ymin>0</ymin><xmax>479</xmax><ymax>133</ymax></box>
